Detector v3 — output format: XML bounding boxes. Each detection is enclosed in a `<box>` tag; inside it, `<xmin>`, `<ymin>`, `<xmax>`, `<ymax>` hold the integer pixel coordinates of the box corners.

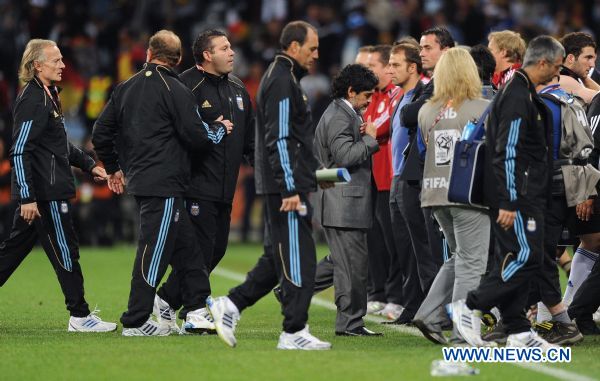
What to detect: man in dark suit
<box><xmin>313</xmin><ymin>64</ymin><xmax>381</xmax><ymax>336</ymax></box>
<box><xmin>391</xmin><ymin>27</ymin><xmax>454</xmax><ymax>324</ymax></box>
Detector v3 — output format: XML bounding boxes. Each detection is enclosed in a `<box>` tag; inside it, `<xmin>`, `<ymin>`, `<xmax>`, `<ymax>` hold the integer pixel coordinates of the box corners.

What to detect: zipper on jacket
<box><xmin>50</xmin><ymin>154</ymin><xmax>56</xmax><ymax>185</ymax></box>
<box><xmin>224</xmin><ymin>96</ymin><xmax>235</xmax><ymax>199</ymax></box>
<box><xmin>521</xmin><ymin>164</ymin><xmax>530</xmax><ymax>196</ymax></box>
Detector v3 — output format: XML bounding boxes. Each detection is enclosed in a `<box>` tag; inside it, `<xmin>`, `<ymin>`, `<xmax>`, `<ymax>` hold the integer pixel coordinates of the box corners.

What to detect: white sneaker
<box><xmin>367</xmin><ymin>301</ymin><xmax>387</xmax><ymax>315</ymax></box>
<box><xmin>122</xmin><ymin>318</ymin><xmax>171</xmax><ymax>336</ymax></box>
<box><xmin>182</xmin><ymin>307</ymin><xmax>216</xmax><ymax>334</ymax></box>
<box><xmin>380</xmin><ymin>303</ymin><xmax>404</xmax><ymax>320</ymax></box>
<box><xmin>447</xmin><ymin>300</ymin><xmax>496</xmax><ymax>347</ymax></box>
<box><xmin>277</xmin><ymin>325</ymin><xmax>332</xmax><ymax>350</ymax></box>
<box><xmin>68</xmin><ymin>311</ymin><xmax>117</xmax><ymax>332</ymax></box>
<box><xmin>506</xmin><ymin>329</ymin><xmax>560</xmax><ymax>352</ymax></box>
<box><xmin>153</xmin><ymin>295</ymin><xmax>179</xmax><ymax>333</ymax></box>
<box><xmin>207</xmin><ymin>296</ymin><xmax>239</xmax><ymax>347</ymax></box>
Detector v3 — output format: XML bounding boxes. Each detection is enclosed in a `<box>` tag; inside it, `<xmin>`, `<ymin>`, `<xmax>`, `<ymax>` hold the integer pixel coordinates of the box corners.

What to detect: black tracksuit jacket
<box><xmin>11</xmin><ymin>76</ymin><xmax>96</xmax><ymax>203</ymax></box>
<box><xmin>179</xmin><ymin>67</ymin><xmax>254</xmax><ymax>204</ymax></box>
<box><xmin>92</xmin><ymin>63</ymin><xmax>226</xmax><ymax>198</ymax></box>
<box><xmin>483</xmin><ymin>69</ymin><xmax>552</xmax><ymax>212</ymax></box>
<box><xmin>254</xmin><ymin>53</ymin><xmax>319</xmax><ymax>197</ymax></box>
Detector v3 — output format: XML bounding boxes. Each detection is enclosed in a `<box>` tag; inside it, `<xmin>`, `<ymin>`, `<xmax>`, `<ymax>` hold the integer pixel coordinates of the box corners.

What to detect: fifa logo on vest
<box><xmin>442</xmin><ymin>108</ymin><xmax>457</xmax><ymax>120</ymax></box>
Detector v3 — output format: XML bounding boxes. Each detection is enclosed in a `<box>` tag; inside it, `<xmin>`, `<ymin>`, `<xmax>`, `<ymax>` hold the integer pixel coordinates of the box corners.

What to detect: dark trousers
<box><xmin>568</xmin><ymin>257</ymin><xmax>600</xmax><ymax>322</ymax></box>
<box><xmin>528</xmin><ymin>195</ymin><xmax>571</xmax><ymax>307</ymax></box>
<box><xmin>228</xmin><ymin>193</ymin><xmax>316</xmax><ymax>333</ymax></box>
<box><xmin>466</xmin><ymin>209</ymin><xmax>544</xmax><ymax>334</ymax></box>
<box><xmin>367</xmin><ymin>190</ymin><xmax>400</xmax><ymax>303</ymax></box>
<box><xmin>158</xmin><ymin>199</ymin><xmax>231</xmax><ymax>318</ymax></box>
<box><xmin>398</xmin><ymin>180</ymin><xmax>443</xmax><ymax>295</ymax></box>
<box><xmin>389</xmin><ymin>176</ymin><xmax>423</xmax><ymax>313</ymax></box>
<box><xmin>121</xmin><ymin>196</ymin><xmax>209</xmax><ymax>328</ymax></box>
<box><xmin>0</xmin><ymin>201</ymin><xmax>89</xmax><ymax>317</ymax></box>
<box><xmin>314</xmin><ymin>254</ymin><xmax>334</xmax><ymax>293</ymax></box>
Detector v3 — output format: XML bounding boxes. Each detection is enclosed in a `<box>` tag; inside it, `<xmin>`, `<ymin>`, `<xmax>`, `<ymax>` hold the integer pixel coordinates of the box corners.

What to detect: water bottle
<box><xmin>461</xmin><ymin>121</ymin><xmax>476</xmax><ymax>140</ymax></box>
<box><xmin>430</xmin><ymin>360</ymin><xmax>479</xmax><ymax>376</ymax></box>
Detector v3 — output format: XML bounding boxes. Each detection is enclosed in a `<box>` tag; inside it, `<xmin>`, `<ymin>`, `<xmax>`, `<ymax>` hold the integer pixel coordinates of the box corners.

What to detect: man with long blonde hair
<box><xmin>0</xmin><ymin>39</ymin><xmax>116</xmax><ymax>332</ymax></box>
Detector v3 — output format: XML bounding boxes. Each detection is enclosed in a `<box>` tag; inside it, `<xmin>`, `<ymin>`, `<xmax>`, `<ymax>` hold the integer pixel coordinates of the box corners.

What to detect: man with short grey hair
<box><xmin>448</xmin><ymin>36</ymin><xmax>565</xmax><ymax>350</ymax></box>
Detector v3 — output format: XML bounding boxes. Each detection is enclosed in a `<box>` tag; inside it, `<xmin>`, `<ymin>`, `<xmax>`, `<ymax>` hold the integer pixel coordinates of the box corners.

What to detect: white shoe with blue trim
<box><xmin>182</xmin><ymin>307</ymin><xmax>216</xmax><ymax>334</ymax></box>
<box><xmin>207</xmin><ymin>296</ymin><xmax>239</xmax><ymax>347</ymax></box>
<box><xmin>506</xmin><ymin>330</ymin><xmax>559</xmax><ymax>352</ymax></box>
<box><xmin>277</xmin><ymin>325</ymin><xmax>331</xmax><ymax>350</ymax></box>
<box><xmin>68</xmin><ymin>311</ymin><xmax>117</xmax><ymax>332</ymax></box>
<box><xmin>122</xmin><ymin>318</ymin><xmax>171</xmax><ymax>336</ymax></box>
<box><xmin>153</xmin><ymin>294</ymin><xmax>179</xmax><ymax>334</ymax></box>
<box><xmin>447</xmin><ymin>300</ymin><xmax>496</xmax><ymax>347</ymax></box>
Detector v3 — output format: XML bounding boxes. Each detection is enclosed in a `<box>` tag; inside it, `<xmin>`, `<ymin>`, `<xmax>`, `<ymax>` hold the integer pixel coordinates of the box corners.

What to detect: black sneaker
<box><xmin>537</xmin><ymin>321</ymin><xmax>584</xmax><ymax>345</ymax></box>
<box><xmin>574</xmin><ymin>318</ymin><xmax>600</xmax><ymax>335</ymax></box>
<box><xmin>413</xmin><ymin>319</ymin><xmax>448</xmax><ymax>345</ymax></box>
<box><xmin>482</xmin><ymin>320</ymin><xmax>507</xmax><ymax>344</ymax></box>
<box><xmin>382</xmin><ymin>312</ymin><xmax>414</xmax><ymax>326</ymax></box>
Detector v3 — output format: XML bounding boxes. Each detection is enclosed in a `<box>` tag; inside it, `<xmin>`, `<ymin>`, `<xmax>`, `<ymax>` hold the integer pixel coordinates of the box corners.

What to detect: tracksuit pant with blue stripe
<box><xmin>228</xmin><ymin>193</ymin><xmax>316</xmax><ymax>334</ymax></box>
<box><xmin>121</xmin><ymin>196</ymin><xmax>209</xmax><ymax>328</ymax></box>
<box><xmin>466</xmin><ymin>208</ymin><xmax>544</xmax><ymax>335</ymax></box>
<box><xmin>158</xmin><ymin>198</ymin><xmax>232</xmax><ymax>319</ymax></box>
<box><xmin>0</xmin><ymin>201</ymin><xmax>90</xmax><ymax>317</ymax></box>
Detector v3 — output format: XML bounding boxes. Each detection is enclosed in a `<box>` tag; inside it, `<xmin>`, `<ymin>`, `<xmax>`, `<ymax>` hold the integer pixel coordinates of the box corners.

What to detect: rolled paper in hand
<box><xmin>316</xmin><ymin>168</ymin><xmax>351</xmax><ymax>183</ymax></box>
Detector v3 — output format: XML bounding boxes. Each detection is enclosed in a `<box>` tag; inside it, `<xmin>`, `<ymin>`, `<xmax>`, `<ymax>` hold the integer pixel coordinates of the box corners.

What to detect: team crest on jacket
<box><xmin>236</xmin><ymin>95</ymin><xmax>244</xmax><ymax>110</ymax></box>
<box><xmin>190</xmin><ymin>203</ymin><xmax>199</xmax><ymax>216</ymax></box>
<box><xmin>174</xmin><ymin>209</ymin><xmax>180</xmax><ymax>222</ymax></box>
<box><xmin>377</xmin><ymin>101</ymin><xmax>386</xmax><ymax>113</ymax></box>
<box><xmin>61</xmin><ymin>201</ymin><xmax>68</xmax><ymax>214</ymax></box>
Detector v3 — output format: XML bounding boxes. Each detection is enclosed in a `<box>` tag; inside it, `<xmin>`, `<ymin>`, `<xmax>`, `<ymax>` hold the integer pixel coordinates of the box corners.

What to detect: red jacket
<box><xmin>363</xmin><ymin>82</ymin><xmax>401</xmax><ymax>191</ymax></box>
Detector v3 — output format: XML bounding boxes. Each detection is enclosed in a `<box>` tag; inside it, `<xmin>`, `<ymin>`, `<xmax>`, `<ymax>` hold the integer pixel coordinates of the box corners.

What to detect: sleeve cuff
<box><xmin>498</xmin><ymin>200</ymin><xmax>517</xmax><ymax>211</ymax></box>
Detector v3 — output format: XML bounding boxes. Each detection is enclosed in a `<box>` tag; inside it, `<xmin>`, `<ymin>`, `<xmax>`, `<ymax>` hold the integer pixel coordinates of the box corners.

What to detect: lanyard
<box><xmin>425</xmin><ymin>99</ymin><xmax>453</xmax><ymax>144</ymax></box>
<box><xmin>43</xmin><ymin>84</ymin><xmax>63</xmax><ymax>117</ymax></box>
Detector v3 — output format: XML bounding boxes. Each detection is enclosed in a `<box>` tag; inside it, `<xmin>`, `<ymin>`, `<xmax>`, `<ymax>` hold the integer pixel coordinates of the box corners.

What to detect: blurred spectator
<box><xmin>3</xmin><ymin>0</ymin><xmax>600</xmax><ymax>244</ymax></box>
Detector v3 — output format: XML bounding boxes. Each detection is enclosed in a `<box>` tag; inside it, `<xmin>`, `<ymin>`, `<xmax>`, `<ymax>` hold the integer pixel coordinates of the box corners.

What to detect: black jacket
<box><xmin>179</xmin><ymin>67</ymin><xmax>255</xmax><ymax>204</ymax></box>
<box><xmin>586</xmin><ymin>92</ymin><xmax>600</xmax><ymax>168</ymax></box>
<box><xmin>483</xmin><ymin>69</ymin><xmax>552</xmax><ymax>211</ymax></box>
<box><xmin>255</xmin><ymin>53</ymin><xmax>319</xmax><ymax>197</ymax></box>
<box><xmin>399</xmin><ymin>78</ymin><xmax>432</xmax><ymax>182</ymax></box>
<box><xmin>92</xmin><ymin>63</ymin><xmax>226</xmax><ymax>198</ymax></box>
<box><xmin>11</xmin><ymin>76</ymin><xmax>96</xmax><ymax>203</ymax></box>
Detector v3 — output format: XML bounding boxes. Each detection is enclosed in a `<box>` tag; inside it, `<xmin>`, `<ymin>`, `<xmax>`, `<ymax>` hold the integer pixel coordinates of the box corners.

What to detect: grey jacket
<box><xmin>314</xmin><ymin>99</ymin><xmax>380</xmax><ymax>229</ymax></box>
<box><xmin>419</xmin><ymin>98</ymin><xmax>490</xmax><ymax>208</ymax></box>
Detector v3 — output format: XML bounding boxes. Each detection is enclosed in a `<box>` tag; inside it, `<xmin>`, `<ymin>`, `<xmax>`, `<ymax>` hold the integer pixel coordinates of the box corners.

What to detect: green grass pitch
<box><xmin>0</xmin><ymin>243</ymin><xmax>599</xmax><ymax>381</ymax></box>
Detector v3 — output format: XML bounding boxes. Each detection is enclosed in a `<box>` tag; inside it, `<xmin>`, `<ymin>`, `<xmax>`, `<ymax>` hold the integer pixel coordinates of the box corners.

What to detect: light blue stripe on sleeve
<box><xmin>505</xmin><ymin>118</ymin><xmax>521</xmax><ymax>202</ymax></box>
<box><xmin>14</xmin><ymin>121</ymin><xmax>32</xmax><ymax>198</ymax></box>
<box><xmin>277</xmin><ymin>98</ymin><xmax>295</xmax><ymax>192</ymax></box>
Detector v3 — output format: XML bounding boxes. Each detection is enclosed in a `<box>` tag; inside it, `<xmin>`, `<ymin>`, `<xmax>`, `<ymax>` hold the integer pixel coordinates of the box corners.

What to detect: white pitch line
<box><xmin>212</xmin><ymin>267</ymin><xmax>597</xmax><ymax>381</ymax></box>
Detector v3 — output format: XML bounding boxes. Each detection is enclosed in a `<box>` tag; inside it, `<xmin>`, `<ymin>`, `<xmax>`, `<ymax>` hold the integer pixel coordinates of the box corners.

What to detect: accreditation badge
<box><xmin>236</xmin><ymin>95</ymin><xmax>244</xmax><ymax>111</ymax></box>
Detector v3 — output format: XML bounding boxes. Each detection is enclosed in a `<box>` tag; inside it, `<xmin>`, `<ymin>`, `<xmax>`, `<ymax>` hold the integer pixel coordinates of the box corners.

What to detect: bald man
<box><xmin>93</xmin><ymin>30</ymin><xmax>232</xmax><ymax>336</ymax></box>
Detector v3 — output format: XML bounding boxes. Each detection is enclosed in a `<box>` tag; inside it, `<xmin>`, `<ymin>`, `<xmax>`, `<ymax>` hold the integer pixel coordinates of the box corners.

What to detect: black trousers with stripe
<box><xmin>0</xmin><ymin>201</ymin><xmax>90</xmax><ymax>317</ymax></box>
<box><xmin>568</xmin><ymin>255</ymin><xmax>600</xmax><ymax>323</ymax></box>
<box><xmin>466</xmin><ymin>208</ymin><xmax>544</xmax><ymax>334</ymax></box>
<box><xmin>228</xmin><ymin>193</ymin><xmax>316</xmax><ymax>333</ymax></box>
<box><xmin>158</xmin><ymin>198</ymin><xmax>232</xmax><ymax>318</ymax></box>
<box><xmin>121</xmin><ymin>196</ymin><xmax>209</xmax><ymax>328</ymax></box>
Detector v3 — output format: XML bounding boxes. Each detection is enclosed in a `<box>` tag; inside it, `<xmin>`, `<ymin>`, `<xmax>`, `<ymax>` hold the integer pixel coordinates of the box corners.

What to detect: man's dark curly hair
<box><xmin>331</xmin><ymin>64</ymin><xmax>378</xmax><ymax>99</ymax></box>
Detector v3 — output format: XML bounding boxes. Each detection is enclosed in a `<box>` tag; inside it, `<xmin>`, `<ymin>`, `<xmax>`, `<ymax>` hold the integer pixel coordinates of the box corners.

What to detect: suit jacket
<box><xmin>399</xmin><ymin>78</ymin><xmax>433</xmax><ymax>182</ymax></box>
<box><xmin>314</xmin><ymin>99</ymin><xmax>380</xmax><ymax>229</ymax></box>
